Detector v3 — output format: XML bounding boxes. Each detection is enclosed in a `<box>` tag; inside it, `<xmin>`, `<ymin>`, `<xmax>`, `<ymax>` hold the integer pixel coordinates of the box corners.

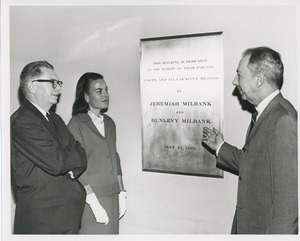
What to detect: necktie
<box><xmin>249</xmin><ymin>111</ymin><xmax>258</xmax><ymax>134</ymax></box>
<box><xmin>46</xmin><ymin>112</ymin><xmax>56</xmax><ymax>131</ymax></box>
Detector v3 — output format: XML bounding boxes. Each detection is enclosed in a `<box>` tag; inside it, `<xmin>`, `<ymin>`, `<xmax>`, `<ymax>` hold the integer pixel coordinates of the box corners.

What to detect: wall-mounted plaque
<box><xmin>140</xmin><ymin>32</ymin><xmax>224</xmax><ymax>177</ymax></box>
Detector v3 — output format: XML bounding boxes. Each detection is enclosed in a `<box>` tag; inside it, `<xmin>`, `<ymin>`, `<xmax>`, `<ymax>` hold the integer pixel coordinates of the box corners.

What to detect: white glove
<box><xmin>86</xmin><ymin>193</ymin><xmax>109</xmax><ymax>225</ymax></box>
<box><xmin>119</xmin><ymin>191</ymin><xmax>127</xmax><ymax>219</ymax></box>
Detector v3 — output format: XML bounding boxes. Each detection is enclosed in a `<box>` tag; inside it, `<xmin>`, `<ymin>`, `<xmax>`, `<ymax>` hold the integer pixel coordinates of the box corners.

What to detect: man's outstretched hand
<box><xmin>202</xmin><ymin>127</ymin><xmax>224</xmax><ymax>151</ymax></box>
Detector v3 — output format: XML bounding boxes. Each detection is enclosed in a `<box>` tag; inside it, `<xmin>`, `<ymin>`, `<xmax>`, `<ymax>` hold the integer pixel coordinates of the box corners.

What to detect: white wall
<box><xmin>9</xmin><ymin>4</ymin><xmax>298</xmax><ymax>234</ymax></box>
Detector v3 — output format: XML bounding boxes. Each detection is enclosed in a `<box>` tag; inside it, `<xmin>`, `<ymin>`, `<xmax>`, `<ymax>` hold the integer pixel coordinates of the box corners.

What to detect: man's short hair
<box><xmin>19</xmin><ymin>60</ymin><xmax>54</xmax><ymax>95</ymax></box>
<box><xmin>243</xmin><ymin>47</ymin><xmax>284</xmax><ymax>89</ymax></box>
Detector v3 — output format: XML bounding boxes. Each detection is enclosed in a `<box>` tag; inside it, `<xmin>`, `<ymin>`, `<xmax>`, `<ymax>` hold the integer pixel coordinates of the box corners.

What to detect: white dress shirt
<box><xmin>30</xmin><ymin>101</ymin><xmax>49</xmax><ymax>120</ymax></box>
<box><xmin>255</xmin><ymin>89</ymin><xmax>280</xmax><ymax>121</ymax></box>
<box><xmin>88</xmin><ymin>110</ymin><xmax>105</xmax><ymax>137</ymax></box>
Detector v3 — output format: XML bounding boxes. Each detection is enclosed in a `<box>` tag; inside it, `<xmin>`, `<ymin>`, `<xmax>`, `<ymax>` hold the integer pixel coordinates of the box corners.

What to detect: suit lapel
<box><xmin>22</xmin><ymin>100</ymin><xmax>60</xmax><ymax>142</ymax></box>
<box><xmin>80</xmin><ymin>113</ymin><xmax>107</xmax><ymax>141</ymax></box>
<box><xmin>245</xmin><ymin>93</ymin><xmax>283</xmax><ymax>143</ymax></box>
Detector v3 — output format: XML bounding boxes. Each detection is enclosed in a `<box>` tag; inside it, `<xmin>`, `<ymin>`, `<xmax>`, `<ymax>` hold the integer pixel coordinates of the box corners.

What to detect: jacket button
<box><xmin>239</xmin><ymin>176</ymin><xmax>242</xmax><ymax>181</ymax></box>
<box><xmin>242</xmin><ymin>147</ymin><xmax>246</xmax><ymax>151</ymax></box>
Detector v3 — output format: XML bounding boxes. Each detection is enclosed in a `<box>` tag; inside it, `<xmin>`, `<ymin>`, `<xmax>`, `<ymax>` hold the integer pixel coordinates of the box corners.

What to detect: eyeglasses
<box><xmin>32</xmin><ymin>79</ymin><xmax>63</xmax><ymax>89</ymax></box>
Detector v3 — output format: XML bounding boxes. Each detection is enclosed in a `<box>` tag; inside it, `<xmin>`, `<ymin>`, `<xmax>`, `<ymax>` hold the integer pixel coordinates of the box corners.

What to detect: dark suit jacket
<box><xmin>217</xmin><ymin>93</ymin><xmax>298</xmax><ymax>234</ymax></box>
<box><xmin>67</xmin><ymin>113</ymin><xmax>122</xmax><ymax>198</ymax></box>
<box><xmin>11</xmin><ymin>99</ymin><xmax>87</xmax><ymax>234</ymax></box>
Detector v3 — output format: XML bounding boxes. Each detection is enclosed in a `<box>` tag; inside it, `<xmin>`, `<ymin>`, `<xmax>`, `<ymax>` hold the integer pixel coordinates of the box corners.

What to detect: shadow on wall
<box><xmin>232</xmin><ymin>87</ymin><xmax>256</xmax><ymax>114</ymax></box>
<box><xmin>17</xmin><ymin>87</ymin><xmax>25</xmax><ymax>105</ymax></box>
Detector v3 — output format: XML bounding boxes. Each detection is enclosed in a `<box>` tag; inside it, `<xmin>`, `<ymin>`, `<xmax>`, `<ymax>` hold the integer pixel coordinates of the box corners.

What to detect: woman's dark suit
<box><xmin>11</xmin><ymin>100</ymin><xmax>87</xmax><ymax>234</ymax></box>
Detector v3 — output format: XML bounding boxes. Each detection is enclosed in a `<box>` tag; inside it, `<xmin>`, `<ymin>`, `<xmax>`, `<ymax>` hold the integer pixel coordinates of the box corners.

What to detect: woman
<box><xmin>67</xmin><ymin>72</ymin><xmax>126</xmax><ymax>234</ymax></box>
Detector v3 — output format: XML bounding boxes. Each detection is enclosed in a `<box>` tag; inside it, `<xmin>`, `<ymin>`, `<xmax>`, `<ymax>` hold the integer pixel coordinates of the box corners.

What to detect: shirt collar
<box><xmin>256</xmin><ymin>89</ymin><xmax>280</xmax><ymax>119</ymax></box>
<box><xmin>87</xmin><ymin>110</ymin><xmax>104</xmax><ymax>123</ymax></box>
<box><xmin>29</xmin><ymin>100</ymin><xmax>48</xmax><ymax>119</ymax></box>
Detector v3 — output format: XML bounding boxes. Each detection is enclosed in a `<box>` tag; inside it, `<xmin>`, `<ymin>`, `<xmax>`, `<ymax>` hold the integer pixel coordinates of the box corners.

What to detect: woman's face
<box><xmin>85</xmin><ymin>78</ymin><xmax>109</xmax><ymax>112</ymax></box>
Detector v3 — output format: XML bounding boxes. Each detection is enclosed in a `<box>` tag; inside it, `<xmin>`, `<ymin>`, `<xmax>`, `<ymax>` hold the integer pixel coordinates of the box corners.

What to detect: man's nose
<box><xmin>54</xmin><ymin>84</ymin><xmax>62</xmax><ymax>91</ymax></box>
<box><xmin>232</xmin><ymin>75</ymin><xmax>238</xmax><ymax>86</ymax></box>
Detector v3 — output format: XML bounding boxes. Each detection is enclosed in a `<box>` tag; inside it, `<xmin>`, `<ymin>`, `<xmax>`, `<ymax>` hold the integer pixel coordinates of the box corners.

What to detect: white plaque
<box><xmin>140</xmin><ymin>32</ymin><xmax>224</xmax><ymax>177</ymax></box>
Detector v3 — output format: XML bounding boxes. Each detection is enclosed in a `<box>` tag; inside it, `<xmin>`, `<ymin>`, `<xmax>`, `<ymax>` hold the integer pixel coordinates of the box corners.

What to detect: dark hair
<box><xmin>243</xmin><ymin>47</ymin><xmax>284</xmax><ymax>89</ymax></box>
<box><xmin>72</xmin><ymin>72</ymin><xmax>104</xmax><ymax>116</ymax></box>
<box><xmin>19</xmin><ymin>60</ymin><xmax>54</xmax><ymax>95</ymax></box>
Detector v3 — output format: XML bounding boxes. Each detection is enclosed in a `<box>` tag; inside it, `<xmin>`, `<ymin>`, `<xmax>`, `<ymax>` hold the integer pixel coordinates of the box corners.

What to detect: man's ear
<box><xmin>255</xmin><ymin>73</ymin><xmax>264</xmax><ymax>88</ymax></box>
<box><xmin>27</xmin><ymin>81</ymin><xmax>35</xmax><ymax>93</ymax></box>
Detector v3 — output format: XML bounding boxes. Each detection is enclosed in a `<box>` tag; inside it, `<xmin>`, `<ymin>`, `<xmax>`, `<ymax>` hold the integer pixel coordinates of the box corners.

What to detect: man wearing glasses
<box><xmin>11</xmin><ymin>61</ymin><xmax>87</xmax><ymax>234</ymax></box>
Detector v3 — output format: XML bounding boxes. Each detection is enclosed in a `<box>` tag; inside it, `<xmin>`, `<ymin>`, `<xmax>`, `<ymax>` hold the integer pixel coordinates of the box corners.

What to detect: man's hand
<box><xmin>202</xmin><ymin>127</ymin><xmax>224</xmax><ymax>151</ymax></box>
